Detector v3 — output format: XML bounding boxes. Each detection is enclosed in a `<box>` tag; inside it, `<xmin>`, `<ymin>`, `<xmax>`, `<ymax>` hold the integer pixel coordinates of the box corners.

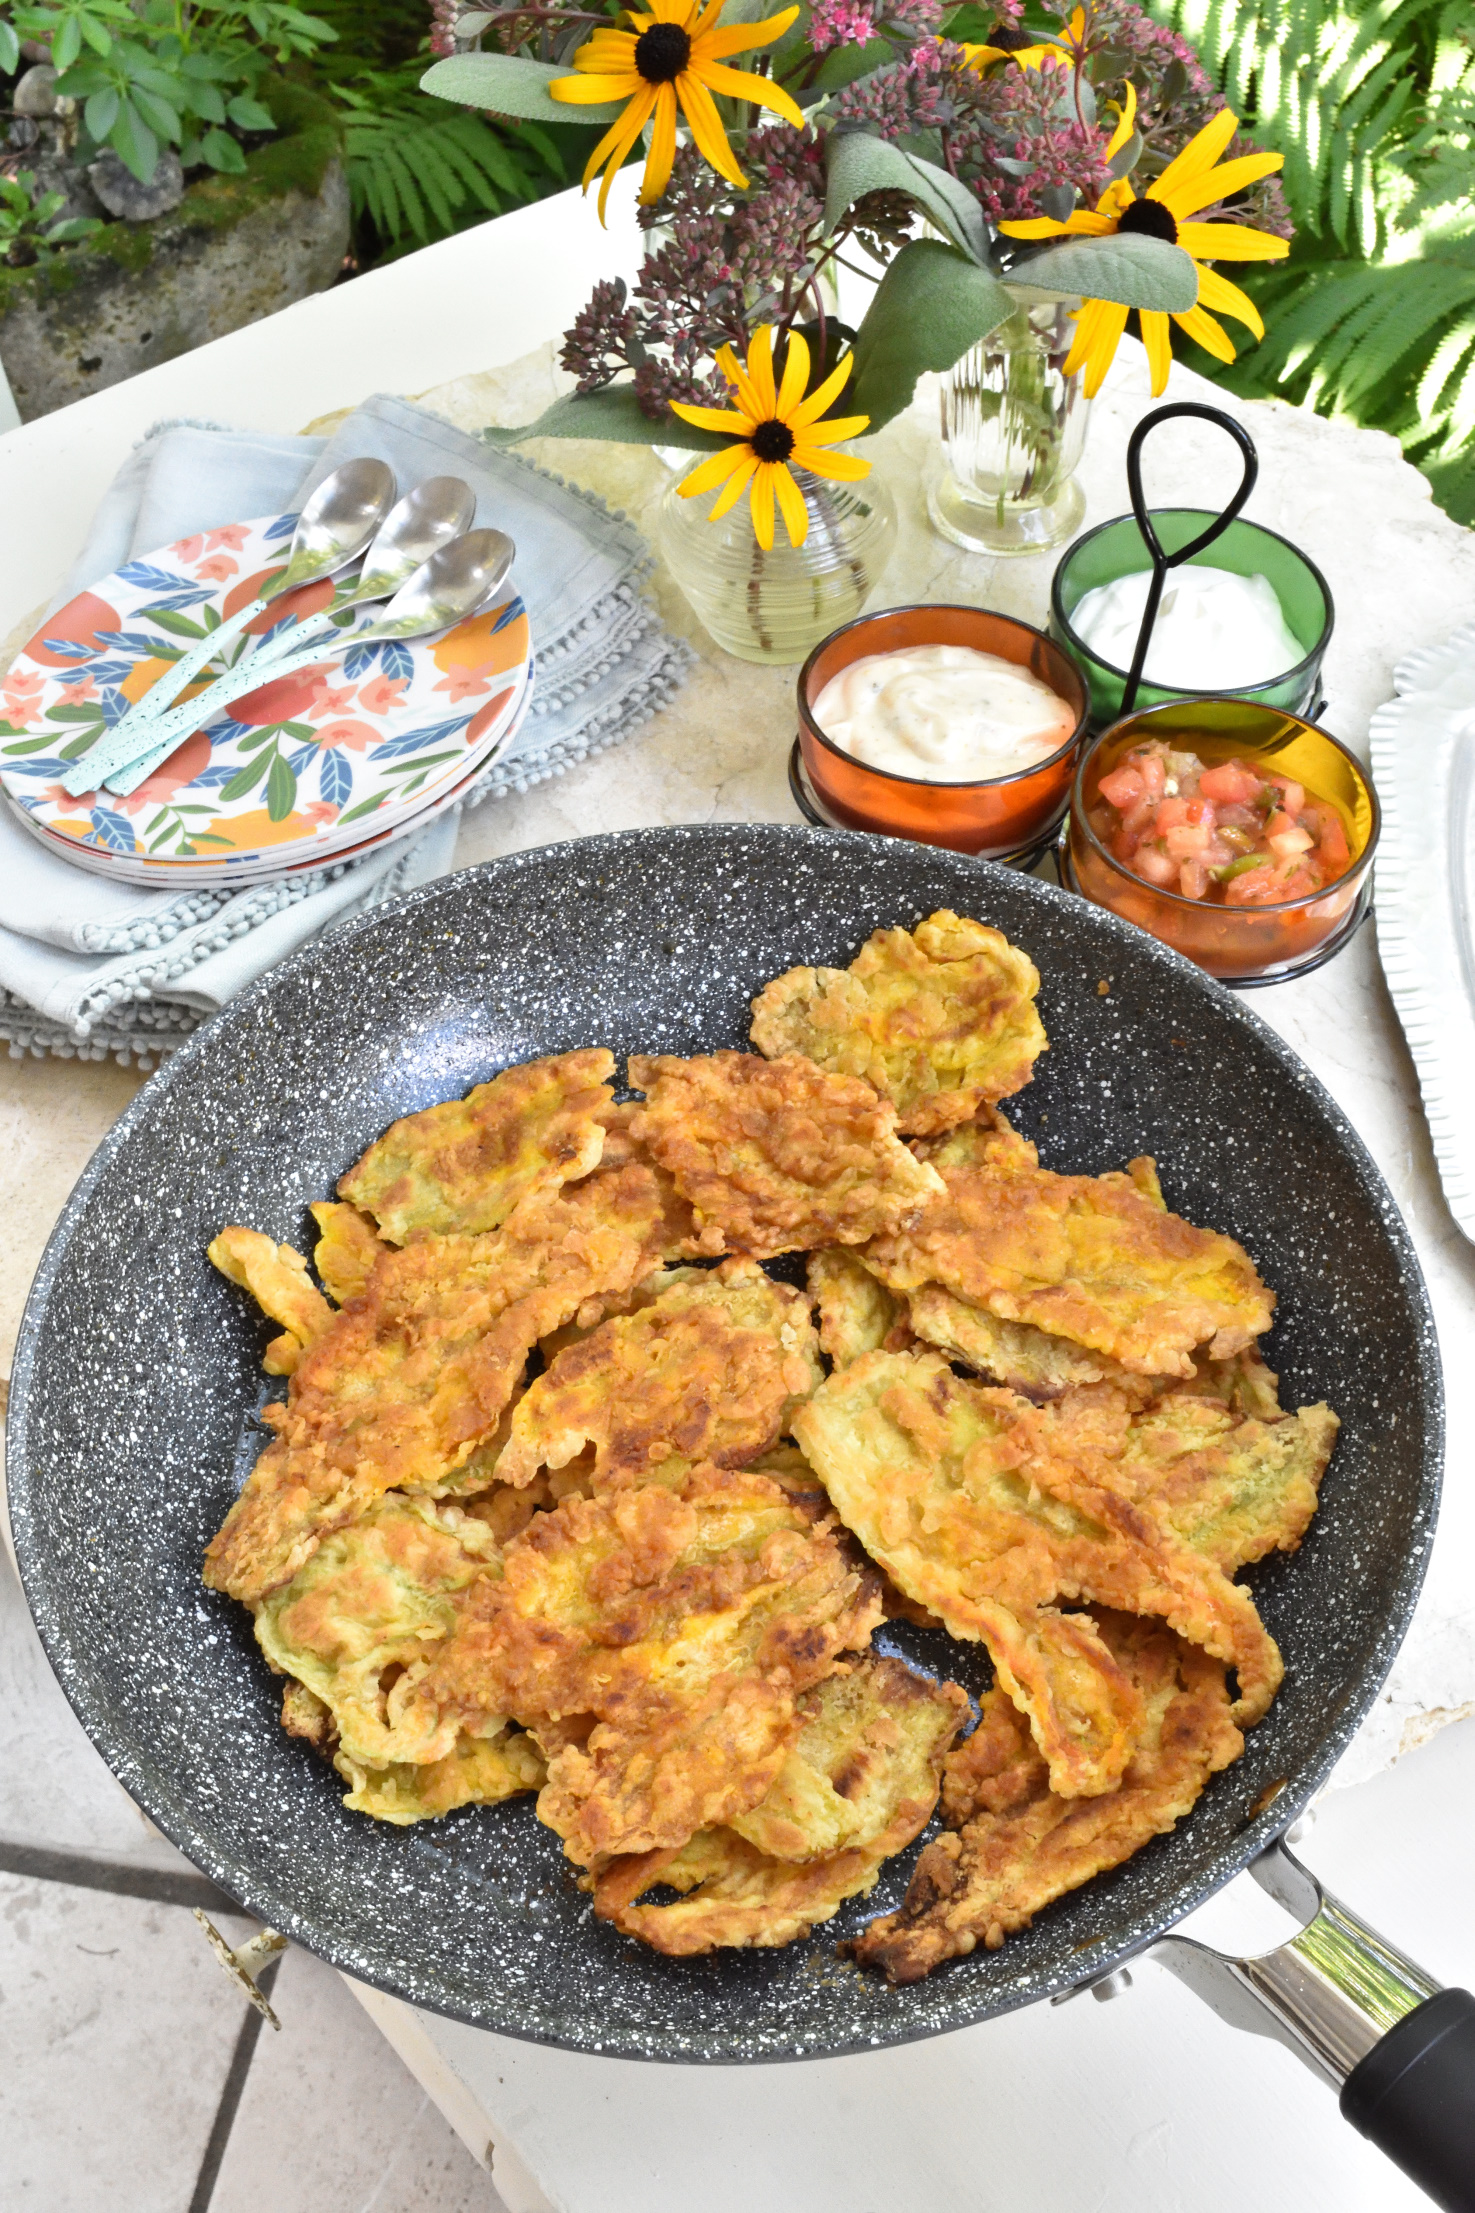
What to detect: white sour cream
<box><xmin>812</xmin><ymin>643</ymin><xmax>1076</xmax><ymax>782</ymax></box>
<box><xmin>1069</xmin><ymin>564</ymin><xmax>1305</xmax><ymax>690</ymax></box>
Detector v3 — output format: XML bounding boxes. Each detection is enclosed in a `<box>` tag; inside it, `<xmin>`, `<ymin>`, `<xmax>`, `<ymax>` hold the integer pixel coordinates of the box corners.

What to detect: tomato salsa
<box><xmin>1088</xmin><ymin>738</ymin><xmax>1353</xmax><ymax>906</ymax></box>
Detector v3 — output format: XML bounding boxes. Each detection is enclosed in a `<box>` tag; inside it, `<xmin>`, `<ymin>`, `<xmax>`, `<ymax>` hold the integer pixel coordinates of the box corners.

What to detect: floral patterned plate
<box><xmin>0</xmin><ymin>511</ymin><xmax>532</xmax><ymax>872</ymax></box>
<box><xmin>2</xmin><ymin>675</ymin><xmax>533</xmax><ymax>892</ymax></box>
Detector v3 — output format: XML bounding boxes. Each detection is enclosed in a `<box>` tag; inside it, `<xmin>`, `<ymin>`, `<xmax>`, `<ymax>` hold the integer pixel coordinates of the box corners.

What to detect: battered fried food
<box><xmin>339</xmin><ymin>1048</ymin><xmax>616</xmax><ymax>1242</ymax></box>
<box><xmin>850</xmin><ymin>1612</ymin><xmax>1243</xmax><ymax>1981</ymax></box>
<box><xmin>208</xmin><ymin>1226</ymin><xmax>333</xmax><ymax>1375</ymax></box>
<box><xmin>865</xmin><ymin>1120</ymin><xmax>1274</xmax><ymax>1378</ymax></box>
<box><xmin>792</xmin><ymin>1349</ymin><xmax>1281</xmax><ymax>1795</ymax></box>
<box><xmin>498</xmin><ymin>1259</ymin><xmax>822</xmax><ymax>1490</ymax></box>
<box><xmin>202</xmin><ymin>905</ymin><xmax>1335</xmax><ymax>1974</ymax></box>
<box><xmin>253</xmin><ymin>1494</ymin><xmax>502</xmax><ymax>1767</ymax></box>
<box><xmin>628</xmin><ymin>1050</ymin><xmax>942</xmax><ymax>1258</ymax></box>
<box><xmin>416</xmin><ymin>1463</ymin><xmax>882</xmax><ymax>1865</ymax></box>
<box><xmin>309</xmin><ymin>1202</ymin><xmax>384</xmax><ymax>1306</ymax></box>
<box><xmin>1043</xmin><ymin>1369</ymin><xmax>1338</xmax><ymax>1574</ymax></box>
<box><xmin>751</xmin><ymin>911</ymin><xmax>1045</xmax><ymax>1135</ymax></box>
<box><xmin>807</xmin><ymin>1247</ymin><xmax>911</xmax><ymax>1367</ymax></box>
<box><xmin>205</xmin><ymin>1163</ymin><xmax>687</xmax><ymax>1605</ymax></box>
<box><xmin>591</xmin><ymin>1658</ymin><xmax>967</xmax><ymax>1953</ymax></box>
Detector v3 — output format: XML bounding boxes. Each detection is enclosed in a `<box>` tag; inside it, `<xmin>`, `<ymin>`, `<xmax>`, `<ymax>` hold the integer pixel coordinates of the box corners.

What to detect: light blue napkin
<box><xmin>0</xmin><ymin>397</ymin><xmax>691</xmax><ymax>1063</ymax></box>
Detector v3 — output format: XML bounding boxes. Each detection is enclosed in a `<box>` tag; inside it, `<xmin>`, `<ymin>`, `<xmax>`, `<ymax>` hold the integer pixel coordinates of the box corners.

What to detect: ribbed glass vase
<box><xmin>928</xmin><ymin>302</ymin><xmax>1090</xmax><ymax>556</ymax></box>
<box><xmin>656</xmin><ymin>463</ymin><xmax>897</xmax><ymax>665</ymax></box>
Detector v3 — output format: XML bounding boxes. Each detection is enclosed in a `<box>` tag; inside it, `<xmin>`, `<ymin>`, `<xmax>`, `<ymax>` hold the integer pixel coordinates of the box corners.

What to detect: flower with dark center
<box><xmin>551</xmin><ymin>0</ymin><xmax>804</xmax><ymax>222</ymax></box>
<box><xmin>670</xmin><ymin>325</ymin><xmax>871</xmax><ymax>549</ymax></box>
<box><xmin>1001</xmin><ymin>90</ymin><xmax>1289</xmax><ymax>394</ymax></box>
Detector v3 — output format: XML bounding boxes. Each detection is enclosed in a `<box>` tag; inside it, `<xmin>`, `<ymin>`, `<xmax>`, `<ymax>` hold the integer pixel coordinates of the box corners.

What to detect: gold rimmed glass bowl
<box><xmin>1064</xmin><ymin>698</ymin><xmax>1378</xmax><ymax>983</ymax></box>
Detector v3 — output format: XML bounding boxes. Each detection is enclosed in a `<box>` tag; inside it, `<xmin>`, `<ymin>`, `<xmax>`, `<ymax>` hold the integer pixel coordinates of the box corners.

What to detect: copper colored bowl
<box><xmin>1067</xmin><ymin>698</ymin><xmax>1379</xmax><ymax>982</ymax></box>
<box><xmin>796</xmin><ymin>604</ymin><xmax>1089</xmax><ymax>857</ymax></box>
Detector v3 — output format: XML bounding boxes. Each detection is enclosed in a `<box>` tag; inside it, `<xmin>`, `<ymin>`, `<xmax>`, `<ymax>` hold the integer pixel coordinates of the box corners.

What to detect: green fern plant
<box><xmin>1150</xmin><ymin>0</ymin><xmax>1475</xmax><ymax>521</ymax></box>
<box><xmin>334</xmin><ymin>72</ymin><xmax>565</xmax><ymax>257</ymax></box>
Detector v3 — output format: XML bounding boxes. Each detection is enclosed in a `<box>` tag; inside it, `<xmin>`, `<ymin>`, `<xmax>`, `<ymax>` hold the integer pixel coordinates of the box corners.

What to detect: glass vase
<box><xmin>928</xmin><ymin>302</ymin><xmax>1089</xmax><ymax>557</ymax></box>
<box><xmin>656</xmin><ymin>462</ymin><xmax>897</xmax><ymax>666</ymax></box>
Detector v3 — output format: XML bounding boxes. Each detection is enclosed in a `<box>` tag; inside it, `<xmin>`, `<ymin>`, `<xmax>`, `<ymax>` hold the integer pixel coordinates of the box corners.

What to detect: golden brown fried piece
<box><xmin>851</xmin><ymin>1611</ymin><xmax>1243</xmax><ymax>1981</ymax></box>
<box><xmin>339</xmin><ymin>1049</ymin><xmax>616</xmax><ymax>1242</ymax></box>
<box><xmin>309</xmin><ymin>1202</ymin><xmax>384</xmax><ymax>1307</ymax></box>
<box><xmin>865</xmin><ymin>1120</ymin><xmax>1274</xmax><ymax>1379</ymax></box>
<box><xmin>903</xmin><ymin>1283</ymin><xmax>1153</xmax><ymax>1402</ymax></box>
<box><xmin>335</xmin><ymin>1731</ymin><xmax>546</xmax><ymax>1825</ymax></box>
<box><xmin>416</xmin><ymin>1463</ymin><xmax>880</xmax><ymax>1865</ymax></box>
<box><xmin>807</xmin><ymin>1247</ymin><xmax>912</xmax><ymax>1367</ymax></box>
<box><xmin>253</xmin><ymin>1494</ymin><xmax>502</xmax><ymax>1768</ymax></box>
<box><xmin>629</xmin><ymin>1050</ymin><xmax>942</xmax><ymax>1259</ymax></box>
<box><xmin>204</xmin><ymin>1163</ymin><xmax>685</xmax><ymax>1605</ymax></box>
<box><xmin>498</xmin><ymin>1259</ymin><xmax>822</xmax><ymax>1490</ymax></box>
<box><xmin>208</xmin><ymin>1226</ymin><xmax>334</xmax><ymax>1376</ymax></box>
<box><xmin>751</xmin><ymin>911</ymin><xmax>1046</xmax><ymax>1136</ymax></box>
<box><xmin>1043</xmin><ymin>1369</ymin><xmax>1338</xmax><ymax>1575</ymax></box>
<box><xmin>792</xmin><ymin>1349</ymin><xmax>1280</xmax><ymax>1797</ymax></box>
<box><xmin>592</xmin><ymin>1657</ymin><xmax>967</xmax><ymax>1954</ymax></box>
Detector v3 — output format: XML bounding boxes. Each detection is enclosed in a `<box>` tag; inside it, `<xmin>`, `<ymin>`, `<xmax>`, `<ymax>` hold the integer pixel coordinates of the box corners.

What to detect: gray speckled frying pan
<box><xmin>7</xmin><ymin>826</ymin><xmax>1469</xmax><ymax>2200</ymax></box>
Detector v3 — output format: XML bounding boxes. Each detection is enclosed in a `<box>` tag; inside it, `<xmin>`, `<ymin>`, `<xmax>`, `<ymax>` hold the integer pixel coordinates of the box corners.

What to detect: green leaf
<box><xmin>334</xmin><ymin>790</ymin><xmax>389</xmax><ymax>826</ymax></box>
<box><xmin>850</xmin><ymin>239</ymin><xmax>1014</xmax><ymax>429</ymax></box>
<box><xmin>1005</xmin><ymin>233</ymin><xmax>1198</xmax><ymax>312</ymax></box>
<box><xmin>143</xmin><ymin>608</ymin><xmax>208</xmax><ymax>639</ymax></box>
<box><xmin>110</xmin><ymin>101</ymin><xmax>161</xmax><ymax>183</ymax></box>
<box><xmin>47</xmin><ymin>702</ymin><xmax>114</xmax><ymax>724</ymax></box>
<box><xmin>200</xmin><ymin>126</ymin><xmax>248</xmax><ymax>173</ymax></box>
<box><xmin>824</xmin><ymin>131</ymin><xmax>988</xmax><ymax>266</ymax></box>
<box><xmin>52</xmin><ymin>14</ymin><xmax>82</xmax><ymax>68</ymax></box>
<box><xmin>0</xmin><ymin>22</ymin><xmax>17</xmax><ymax>71</ymax></box>
<box><xmin>85</xmin><ymin>88</ymin><xmax>121</xmax><ymax>140</ymax></box>
<box><xmin>187</xmin><ymin>80</ymin><xmax>229</xmax><ymax>124</ymax></box>
<box><xmin>130</xmin><ymin>86</ymin><xmax>181</xmax><ymax>141</ymax></box>
<box><xmin>81</xmin><ymin>11</ymin><xmax>114</xmax><ymax>54</ymax></box>
<box><xmin>45</xmin><ymin>216</ymin><xmax>104</xmax><ymax>242</ymax></box>
<box><xmin>810</xmin><ymin>35</ymin><xmax>892</xmax><ymax>92</ymax></box>
<box><xmin>226</xmin><ymin>93</ymin><xmax>275</xmax><ymax>129</ymax></box>
<box><xmin>419</xmin><ymin>52</ymin><xmax>624</xmax><ymax>128</ymax></box>
<box><xmin>481</xmin><ymin>382</ymin><xmax>732</xmax><ymax>452</ymax></box>
<box><xmin>265</xmin><ymin>749</ymin><xmax>297</xmax><ymax>821</ymax></box>
<box><xmin>220</xmin><ymin>748</ymin><xmax>274</xmax><ymax>804</ymax></box>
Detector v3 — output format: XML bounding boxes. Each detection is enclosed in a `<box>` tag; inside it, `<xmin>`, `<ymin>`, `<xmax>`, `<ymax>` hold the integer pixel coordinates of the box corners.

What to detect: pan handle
<box><xmin>1151</xmin><ymin>1838</ymin><xmax>1475</xmax><ymax>2210</ymax></box>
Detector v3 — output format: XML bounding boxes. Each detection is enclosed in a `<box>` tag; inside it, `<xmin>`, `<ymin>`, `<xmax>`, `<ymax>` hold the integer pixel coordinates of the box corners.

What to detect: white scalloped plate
<box><xmin>1369</xmin><ymin>616</ymin><xmax>1475</xmax><ymax>1243</ymax></box>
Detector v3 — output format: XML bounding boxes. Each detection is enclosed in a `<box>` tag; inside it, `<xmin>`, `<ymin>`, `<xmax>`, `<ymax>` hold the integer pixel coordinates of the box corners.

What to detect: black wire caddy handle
<box><xmin>1119</xmin><ymin>401</ymin><xmax>1261</xmax><ymax>715</ymax></box>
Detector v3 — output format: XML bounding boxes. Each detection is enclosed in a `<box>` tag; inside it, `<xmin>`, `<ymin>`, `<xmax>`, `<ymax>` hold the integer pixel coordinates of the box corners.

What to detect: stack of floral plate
<box><xmin>0</xmin><ymin>512</ymin><xmax>532</xmax><ymax>890</ymax></box>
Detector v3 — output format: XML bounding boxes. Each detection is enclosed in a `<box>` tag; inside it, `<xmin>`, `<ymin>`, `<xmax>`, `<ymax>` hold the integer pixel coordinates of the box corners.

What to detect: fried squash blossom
<box><xmin>203</xmin><ymin>916</ymin><xmax>1337</xmax><ymax>1970</ymax></box>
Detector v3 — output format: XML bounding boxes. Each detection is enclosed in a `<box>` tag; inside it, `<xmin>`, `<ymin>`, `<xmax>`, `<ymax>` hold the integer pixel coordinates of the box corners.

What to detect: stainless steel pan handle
<box><xmin>1150</xmin><ymin>1839</ymin><xmax>1475</xmax><ymax>2209</ymax></box>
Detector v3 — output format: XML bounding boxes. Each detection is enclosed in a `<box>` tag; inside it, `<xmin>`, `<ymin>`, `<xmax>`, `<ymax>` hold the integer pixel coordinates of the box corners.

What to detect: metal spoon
<box><xmin>63</xmin><ymin>458</ymin><xmax>398</xmax><ymax>797</ymax></box>
<box><xmin>99</xmin><ymin>528</ymin><xmax>517</xmax><ymax>795</ymax></box>
<box><xmin>109</xmin><ymin>477</ymin><xmax>478</xmax><ymax>797</ymax></box>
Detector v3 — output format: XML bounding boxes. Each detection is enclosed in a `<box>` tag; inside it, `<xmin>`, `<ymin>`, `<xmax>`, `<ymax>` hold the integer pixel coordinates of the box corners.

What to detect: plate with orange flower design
<box><xmin>0</xmin><ymin>512</ymin><xmax>532</xmax><ymax>873</ymax></box>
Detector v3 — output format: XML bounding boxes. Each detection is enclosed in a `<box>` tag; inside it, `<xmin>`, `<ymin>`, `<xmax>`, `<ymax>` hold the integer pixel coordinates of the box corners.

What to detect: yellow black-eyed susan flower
<box><xmin>1000</xmin><ymin>94</ymin><xmax>1289</xmax><ymax>396</ymax></box>
<box><xmin>669</xmin><ymin>326</ymin><xmax>870</xmax><ymax>549</ymax></box>
<box><xmin>551</xmin><ymin>0</ymin><xmax>804</xmax><ymax>223</ymax></box>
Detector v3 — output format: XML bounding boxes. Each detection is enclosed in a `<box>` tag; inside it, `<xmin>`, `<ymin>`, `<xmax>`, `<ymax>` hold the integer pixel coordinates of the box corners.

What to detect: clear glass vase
<box><xmin>657</xmin><ymin>462</ymin><xmax>897</xmax><ymax>665</ymax></box>
<box><xmin>928</xmin><ymin>302</ymin><xmax>1090</xmax><ymax>557</ymax></box>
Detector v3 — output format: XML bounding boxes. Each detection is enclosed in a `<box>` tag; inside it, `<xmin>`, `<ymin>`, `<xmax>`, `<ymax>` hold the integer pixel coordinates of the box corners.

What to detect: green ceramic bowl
<box><xmin>1049</xmin><ymin>509</ymin><xmax>1334</xmax><ymax>727</ymax></box>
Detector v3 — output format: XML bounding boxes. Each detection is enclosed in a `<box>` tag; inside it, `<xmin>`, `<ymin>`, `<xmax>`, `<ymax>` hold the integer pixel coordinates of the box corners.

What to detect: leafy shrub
<box><xmin>1151</xmin><ymin>0</ymin><xmax>1475</xmax><ymax>521</ymax></box>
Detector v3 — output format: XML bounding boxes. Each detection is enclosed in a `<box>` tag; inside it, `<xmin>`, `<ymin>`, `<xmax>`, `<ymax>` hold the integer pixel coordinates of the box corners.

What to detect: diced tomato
<box><xmin>1266</xmin><ymin>813</ymin><xmax>1314</xmax><ymax>859</ymax></box>
<box><xmin>1319</xmin><ymin>811</ymin><xmax>1351</xmax><ymax>872</ymax></box>
<box><xmin>1199</xmin><ymin>759</ymin><xmax>1261</xmax><ymax>804</ymax></box>
<box><xmin>1155</xmin><ymin>795</ymin><xmax>1190</xmax><ymax>831</ymax></box>
<box><xmin>1164</xmin><ymin>821</ymin><xmax>1211</xmax><ymax>859</ymax></box>
<box><xmin>1202</xmin><ymin>836</ymin><xmax>1235</xmax><ymax>869</ymax></box>
<box><xmin>1133</xmin><ymin>846</ymin><xmax>1178</xmax><ymax>886</ymax></box>
<box><xmin>1134</xmin><ymin>749</ymin><xmax>1167</xmax><ymax>800</ymax></box>
<box><xmin>1179</xmin><ymin>858</ymin><xmax>1210</xmax><ymax>900</ymax></box>
<box><xmin>1223</xmin><ymin>864</ymin><xmax>1280</xmax><ymax>906</ymax></box>
<box><xmin>1121</xmin><ymin>796</ymin><xmax>1157</xmax><ymax>840</ymax></box>
<box><xmin>1264</xmin><ymin>773</ymin><xmax>1305</xmax><ymax>814</ymax></box>
<box><xmin>1099</xmin><ymin>765</ymin><xmax>1146</xmax><ymax>810</ymax></box>
<box><xmin>1183</xmin><ymin>796</ymin><xmax>1215</xmax><ymax>827</ymax></box>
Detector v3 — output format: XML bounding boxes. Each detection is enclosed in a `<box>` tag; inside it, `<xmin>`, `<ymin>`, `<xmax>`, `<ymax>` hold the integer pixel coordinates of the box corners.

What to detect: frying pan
<box><xmin>7</xmin><ymin>825</ymin><xmax>1471</xmax><ymax>2206</ymax></box>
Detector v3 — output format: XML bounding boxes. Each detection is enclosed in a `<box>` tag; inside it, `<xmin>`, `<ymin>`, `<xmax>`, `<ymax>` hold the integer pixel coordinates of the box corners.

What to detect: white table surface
<box><xmin>3</xmin><ymin>182</ymin><xmax>1474</xmax><ymax>2213</ymax></box>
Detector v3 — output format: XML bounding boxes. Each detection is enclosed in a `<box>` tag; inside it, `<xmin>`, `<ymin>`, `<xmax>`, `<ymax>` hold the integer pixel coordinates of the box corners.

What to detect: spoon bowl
<box><xmin>282</xmin><ymin>459</ymin><xmax>399</xmax><ymax>593</ymax></box>
<box><xmin>355</xmin><ymin>477</ymin><xmax>479</xmax><ymax>604</ymax></box>
<box><xmin>374</xmin><ymin>527</ymin><xmax>517</xmax><ymax>639</ymax></box>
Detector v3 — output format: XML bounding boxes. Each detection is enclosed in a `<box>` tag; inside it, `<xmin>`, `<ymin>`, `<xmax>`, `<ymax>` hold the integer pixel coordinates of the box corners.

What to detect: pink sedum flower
<box><xmin>808</xmin><ymin>0</ymin><xmax>875</xmax><ymax>49</ymax></box>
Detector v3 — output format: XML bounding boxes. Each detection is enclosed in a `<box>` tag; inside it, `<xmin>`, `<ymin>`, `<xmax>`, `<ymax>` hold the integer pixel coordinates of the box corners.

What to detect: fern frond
<box><xmin>335</xmin><ymin>95</ymin><xmax>564</xmax><ymax>248</ymax></box>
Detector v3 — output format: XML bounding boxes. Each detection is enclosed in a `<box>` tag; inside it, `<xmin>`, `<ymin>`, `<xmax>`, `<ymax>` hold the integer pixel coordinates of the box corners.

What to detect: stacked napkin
<box><xmin>0</xmin><ymin>394</ymin><xmax>691</xmax><ymax>1063</ymax></box>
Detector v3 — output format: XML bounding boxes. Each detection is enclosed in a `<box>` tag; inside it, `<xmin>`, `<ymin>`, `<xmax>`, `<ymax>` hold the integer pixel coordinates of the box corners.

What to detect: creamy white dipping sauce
<box><xmin>1069</xmin><ymin>564</ymin><xmax>1305</xmax><ymax>690</ymax></box>
<box><xmin>811</xmin><ymin>643</ymin><xmax>1075</xmax><ymax>782</ymax></box>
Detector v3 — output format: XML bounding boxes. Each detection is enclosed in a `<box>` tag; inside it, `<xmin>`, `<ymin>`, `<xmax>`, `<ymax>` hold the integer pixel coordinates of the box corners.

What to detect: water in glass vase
<box><xmin>657</xmin><ymin>462</ymin><xmax>897</xmax><ymax>666</ymax></box>
<box><xmin>929</xmin><ymin>303</ymin><xmax>1089</xmax><ymax>557</ymax></box>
